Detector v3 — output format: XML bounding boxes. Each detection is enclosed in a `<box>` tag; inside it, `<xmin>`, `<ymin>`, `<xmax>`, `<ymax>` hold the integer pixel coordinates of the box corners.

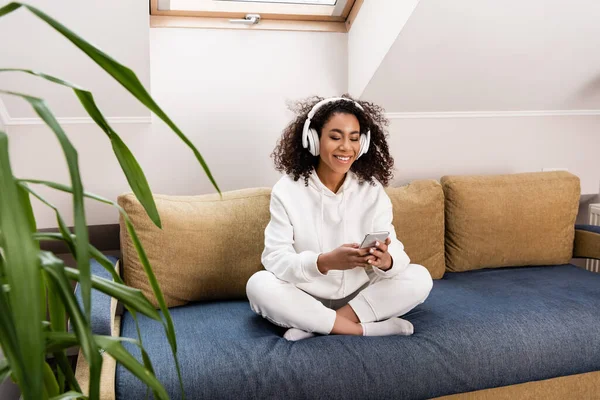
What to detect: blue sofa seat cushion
<box><xmin>116</xmin><ymin>265</ymin><xmax>600</xmax><ymax>399</ymax></box>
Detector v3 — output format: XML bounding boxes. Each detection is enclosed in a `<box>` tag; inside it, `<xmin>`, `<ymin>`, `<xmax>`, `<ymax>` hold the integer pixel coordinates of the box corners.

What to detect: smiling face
<box><xmin>317</xmin><ymin>112</ymin><xmax>361</xmax><ymax>179</ymax></box>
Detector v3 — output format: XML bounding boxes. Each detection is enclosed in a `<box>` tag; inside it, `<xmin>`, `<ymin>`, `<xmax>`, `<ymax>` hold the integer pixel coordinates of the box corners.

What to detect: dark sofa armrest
<box><xmin>73</xmin><ymin>256</ymin><xmax>119</xmax><ymax>336</ymax></box>
<box><xmin>573</xmin><ymin>225</ymin><xmax>600</xmax><ymax>261</ymax></box>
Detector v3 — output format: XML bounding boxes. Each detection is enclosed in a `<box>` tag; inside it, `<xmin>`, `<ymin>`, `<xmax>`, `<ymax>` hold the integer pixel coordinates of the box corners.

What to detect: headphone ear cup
<box><xmin>308</xmin><ymin>128</ymin><xmax>319</xmax><ymax>156</ymax></box>
<box><xmin>357</xmin><ymin>130</ymin><xmax>370</xmax><ymax>159</ymax></box>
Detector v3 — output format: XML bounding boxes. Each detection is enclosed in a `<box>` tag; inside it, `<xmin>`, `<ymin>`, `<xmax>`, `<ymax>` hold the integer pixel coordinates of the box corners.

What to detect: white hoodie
<box><xmin>261</xmin><ymin>170</ymin><xmax>411</xmax><ymax>300</ymax></box>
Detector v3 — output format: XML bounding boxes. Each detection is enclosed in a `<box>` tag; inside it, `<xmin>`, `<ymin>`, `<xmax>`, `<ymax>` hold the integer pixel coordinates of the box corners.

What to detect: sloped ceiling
<box><xmin>362</xmin><ymin>0</ymin><xmax>600</xmax><ymax>112</ymax></box>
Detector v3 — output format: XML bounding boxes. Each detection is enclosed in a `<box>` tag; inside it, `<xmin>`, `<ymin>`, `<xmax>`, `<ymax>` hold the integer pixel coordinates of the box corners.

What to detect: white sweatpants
<box><xmin>246</xmin><ymin>264</ymin><xmax>433</xmax><ymax>335</ymax></box>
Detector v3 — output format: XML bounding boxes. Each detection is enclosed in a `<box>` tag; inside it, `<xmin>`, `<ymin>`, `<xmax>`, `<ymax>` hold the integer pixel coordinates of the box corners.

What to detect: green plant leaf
<box><xmin>0</xmin><ymin>91</ymin><xmax>92</xmax><ymax>327</ymax></box>
<box><xmin>40</xmin><ymin>252</ymin><xmax>102</xmax><ymax>400</ymax></box>
<box><xmin>49</xmin><ymin>391</ymin><xmax>87</xmax><ymax>400</ymax></box>
<box><xmin>0</xmin><ymin>2</ymin><xmax>19</xmax><ymax>17</ymax></box>
<box><xmin>21</xmin><ymin>183</ymin><xmax>75</xmax><ymax>255</ymax></box>
<box><xmin>95</xmin><ymin>336</ymin><xmax>170</xmax><ymax>400</ymax></box>
<box><xmin>0</xmin><ymin>69</ymin><xmax>162</xmax><ymax>228</ymax></box>
<box><xmin>43</xmin><ymin>268</ymin><xmax>67</xmax><ymax>334</ymax></box>
<box><xmin>21</xmin><ymin>179</ymin><xmax>185</xmax><ymax>398</ymax></box>
<box><xmin>0</xmin><ymin>357</ymin><xmax>10</xmax><ymax>383</ymax></box>
<box><xmin>33</xmin><ymin>232</ymin><xmax>122</xmax><ymax>284</ymax></box>
<box><xmin>109</xmin><ymin>134</ymin><xmax>162</xmax><ymax>227</ymax></box>
<box><xmin>0</xmin><ymin>131</ymin><xmax>43</xmax><ymax>399</ymax></box>
<box><xmin>21</xmin><ymin>180</ymin><xmax>176</xmax><ymax>342</ymax></box>
<box><xmin>56</xmin><ymin>365</ymin><xmax>65</xmax><ymax>394</ymax></box>
<box><xmin>52</xmin><ymin>350</ymin><xmax>82</xmax><ymax>394</ymax></box>
<box><xmin>45</xmin><ymin>332</ymin><xmax>168</xmax><ymax>400</ymax></box>
<box><xmin>16</xmin><ymin>183</ymin><xmax>37</xmax><ymax>233</ymax></box>
<box><xmin>43</xmin><ymin>271</ymin><xmax>70</xmax><ymax>394</ymax></box>
<box><xmin>34</xmin><ymin>230</ymin><xmax>161</xmax><ymax>398</ymax></box>
<box><xmin>45</xmin><ymin>331</ymin><xmax>139</xmax><ymax>353</ymax></box>
<box><xmin>0</xmin><ymin>3</ymin><xmax>220</xmax><ymax>198</ymax></box>
<box><xmin>61</xmin><ymin>266</ymin><xmax>162</xmax><ymax>322</ymax></box>
<box><xmin>43</xmin><ymin>361</ymin><xmax>60</xmax><ymax>398</ymax></box>
<box><xmin>0</xmin><ymin>253</ymin><xmax>22</xmax><ymax>390</ymax></box>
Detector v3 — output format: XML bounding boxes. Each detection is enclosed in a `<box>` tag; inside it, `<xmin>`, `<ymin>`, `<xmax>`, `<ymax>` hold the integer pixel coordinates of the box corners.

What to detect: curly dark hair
<box><xmin>271</xmin><ymin>94</ymin><xmax>394</xmax><ymax>186</ymax></box>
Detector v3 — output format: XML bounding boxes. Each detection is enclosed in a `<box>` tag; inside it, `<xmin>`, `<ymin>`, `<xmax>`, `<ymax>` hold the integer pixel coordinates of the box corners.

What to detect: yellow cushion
<box><xmin>441</xmin><ymin>171</ymin><xmax>580</xmax><ymax>272</ymax></box>
<box><xmin>118</xmin><ymin>189</ymin><xmax>271</xmax><ymax>308</ymax></box>
<box><xmin>386</xmin><ymin>180</ymin><xmax>446</xmax><ymax>279</ymax></box>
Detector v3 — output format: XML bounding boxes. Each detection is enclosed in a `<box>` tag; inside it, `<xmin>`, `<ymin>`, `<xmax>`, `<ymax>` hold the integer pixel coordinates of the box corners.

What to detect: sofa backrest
<box><xmin>441</xmin><ymin>171</ymin><xmax>580</xmax><ymax>272</ymax></box>
<box><xmin>385</xmin><ymin>180</ymin><xmax>445</xmax><ymax>279</ymax></box>
<box><xmin>118</xmin><ymin>171</ymin><xmax>580</xmax><ymax>307</ymax></box>
<box><xmin>118</xmin><ymin>179</ymin><xmax>446</xmax><ymax>307</ymax></box>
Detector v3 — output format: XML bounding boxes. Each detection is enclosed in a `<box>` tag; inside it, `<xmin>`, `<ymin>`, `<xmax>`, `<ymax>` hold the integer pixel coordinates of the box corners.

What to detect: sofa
<box><xmin>75</xmin><ymin>171</ymin><xmax>600</xmax><ymax>399</ymax></box>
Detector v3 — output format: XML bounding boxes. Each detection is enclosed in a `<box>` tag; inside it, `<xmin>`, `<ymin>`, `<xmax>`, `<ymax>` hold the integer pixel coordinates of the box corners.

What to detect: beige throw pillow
<box><xmin>118</xmin><ymin>189</ymin><xmax>271</xmax><ymax>308</ymax></box>
<box><xmin>386</xmin><ymin>180</ymin><xmax>446</xmax><ymax>279</ymax></box>
<box><xmin>441</xmin><ymin>171</ymin><xmax>580</xmax><ymax>272</ymax></box>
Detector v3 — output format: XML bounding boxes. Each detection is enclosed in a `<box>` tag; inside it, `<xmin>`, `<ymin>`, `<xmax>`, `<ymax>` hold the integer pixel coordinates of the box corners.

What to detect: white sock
<box><xmin>284</xmin><ymin>328</ymin><xmax>316</xmax><ymax>341</ymax></box>
<box><xmin>361</xmin><ymin>318</ymin><xmax>414</xmax><ymax>337</ymax></box>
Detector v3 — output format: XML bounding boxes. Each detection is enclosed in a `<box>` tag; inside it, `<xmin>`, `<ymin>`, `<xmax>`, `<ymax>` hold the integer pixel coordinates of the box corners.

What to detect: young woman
<box><xmin>246</xmin><ymin>96</ymin><xmax>433</xmax><ymax>341</ymax></box>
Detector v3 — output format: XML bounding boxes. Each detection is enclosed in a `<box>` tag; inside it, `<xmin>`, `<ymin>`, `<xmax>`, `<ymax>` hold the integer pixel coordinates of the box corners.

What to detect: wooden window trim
<box><xmin>149</xmin><ymin>0</ymin><xmax>364</xmax><ymax>33</ymax></box>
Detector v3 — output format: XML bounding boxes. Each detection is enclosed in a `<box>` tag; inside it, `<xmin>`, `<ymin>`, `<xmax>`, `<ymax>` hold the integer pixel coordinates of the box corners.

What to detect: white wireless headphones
<box><xmin>301</xmin><ymin>97</ymin><xmax>371</xmax><ymax>158</ymax></box>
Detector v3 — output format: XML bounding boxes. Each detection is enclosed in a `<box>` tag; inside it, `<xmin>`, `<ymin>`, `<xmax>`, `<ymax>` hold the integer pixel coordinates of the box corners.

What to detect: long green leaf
<box><xmin>0</xmin><ymin>3</ymin><xmax>220</xmax><ymax>198</ymax></box>
<box><xmin>0</xmin><ymin>91</ymin><xmax>92</xmax><ymax>327</ymax></box>
<box><xmin>53</xmin><ymin>350</ymin><xmax>82</xmax><ymax>394</ymax></box>
<box><xmin>16</xmin><ymin>183</ymin><xmax>37</xmax><ymax>233</ymax></box>
<box><xmin>21</xmin><ymin>180</ymin><xmax>177</xmax><ymax>342</ymax></box>
<box><xmin>45</xmin><ymin>332</ymin><xmax>168</xmax><ymax>400</ymax></box>
<box><xmin>50</xmin><ymin>391</ymin><xmax>86</xmax><ymax>400</ymax></box>
<box><xmin>95</xmin><ymin>336</ymin><xmax>169</xmax><ymax>400</ymax></box>
<box><xmin>43</xmin><ymin>269</ymin><xmax>66</xmax><ymax>334</ymax></box>
<box><xmin>0</xmin><ymin>131</ymin><xmax>43</xmax><ymax>399</ymax></box>
<box><xmin>45</xmin><ymin>332</ymin><xmax>138</xmax><ymax>354</ymax></box>
<box><xmin>0</xmin><ymin>252</ymin><xmax>22</xmax><ymax>390</ymax></box>
<box><xmin>21</xmin><ymin>179</ymin><xmax>184</xmax><ymax>397</ymax></box>
<box><xmin>21</xmin><ymin>183</ymin><xmax>75</xmax><ymax>255</ymax></box>
<box><xmin>43</xmin><ymin>271</ymin><xmax>70</xmax><ymax>394</ymax></box>
<box><xmin>40</xmin><ymin>252</ymin><xmax>101</xmax><ymax>400</ymax></box>
<box><xmin>0</xmin><ymin>357</ymin><xmax>10</xmax><ymax>384</ymax></box>
<box><xmin>31</xmin><ymin>232</ymin><xmax>121</xmax><ymax>285</ymax></box>
<box><xmin>0</xmin><ymin>2</ymin><xmax>19</xmax><ymax>17</ymax></box>
<box><xmin>0</xmin><ymin>69</ymin><xmax>162</xmax><ymax>228</ymax></box>
<box><xmin>43</xmin><ymin>361</ymin><xmax>60</xmax><ymax>398</ymax></box>
<box><xmin>62</xmin><ymin>266</ymin><xmax>162</xmax><ymax>322</ymax></box>
<box><xmin>34</xmin><ymin>231</ymin><xmax>161</xmax><ymax>398</ymax></box>
<box><xmin>56</xmin><ymin>366</ymin><xmax>65</xmax><ymax>394</ymax></box>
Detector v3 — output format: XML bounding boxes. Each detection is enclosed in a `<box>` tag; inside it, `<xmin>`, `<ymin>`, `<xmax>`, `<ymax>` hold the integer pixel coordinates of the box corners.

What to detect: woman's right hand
<box><xmin>317</xmin><ymin>243</ymin><xmax>375</xmax><ymax>274</ymax></box>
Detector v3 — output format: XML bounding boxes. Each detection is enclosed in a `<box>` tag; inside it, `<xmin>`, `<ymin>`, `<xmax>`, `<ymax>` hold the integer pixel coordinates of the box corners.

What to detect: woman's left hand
<box><xmin>367</xmin><ymin>237</ymin><xmax>393</xmax><ymax>271</ymax></box>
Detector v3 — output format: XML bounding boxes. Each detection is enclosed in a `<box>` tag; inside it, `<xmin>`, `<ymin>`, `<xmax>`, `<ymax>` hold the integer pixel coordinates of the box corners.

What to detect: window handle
<box><xmin>229</xmin><ymin>14</ymin><xmax>261</xmax><ymax>25</ymax></box>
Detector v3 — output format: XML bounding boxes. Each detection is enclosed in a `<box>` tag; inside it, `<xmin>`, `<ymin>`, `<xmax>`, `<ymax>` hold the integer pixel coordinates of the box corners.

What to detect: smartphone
<box><xmin>359</xmin><ymin>231</ymin><xmax>390</xmax><ymax>249</ymax></box>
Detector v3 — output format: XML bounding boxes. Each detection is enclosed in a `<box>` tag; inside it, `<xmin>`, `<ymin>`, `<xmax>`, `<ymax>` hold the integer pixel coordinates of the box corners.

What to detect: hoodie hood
<box><xmin>307</xmin><ymin>168</ymin><xmax>357</xmax><ymax>197</ymax></box>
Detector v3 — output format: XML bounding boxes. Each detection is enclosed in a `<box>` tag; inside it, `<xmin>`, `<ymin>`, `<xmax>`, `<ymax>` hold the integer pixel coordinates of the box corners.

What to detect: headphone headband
<box><xmin>307</xmin><ymin>97</ymin><xmax>364</xmax><ymax>120</ymax></box>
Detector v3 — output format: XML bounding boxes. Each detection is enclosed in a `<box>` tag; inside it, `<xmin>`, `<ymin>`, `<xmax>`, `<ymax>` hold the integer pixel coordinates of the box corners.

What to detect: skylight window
<box><xmin>223</xmin><ymin>0</ymin><xmax>337</xmax><ymax>4</ymax></box>
<box><xmin>151</xmin><ymin>0</ymin><xmax>363</xmax><ymax>31</ymax></box>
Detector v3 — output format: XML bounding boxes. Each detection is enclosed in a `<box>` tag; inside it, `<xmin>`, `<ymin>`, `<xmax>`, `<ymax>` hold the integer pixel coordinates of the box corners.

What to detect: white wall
<box><xmin>0</xmin><ymin>0</ymin><xmax>150</xmax><ymax>119</ymax></box>
<box><xmin>147</xmin><ymin>27</ymin><xmax>347</xmax><ymax>193</ymax></box>
<box><xmin>4</xmin><ymin>22</ymin><xmax>347</xmax><ymax>228</ymax></box>
<box><xmin>348</xmin><ymin>0</ymin><xmax>420</xmax><ymax>98</ymax></box>
<box><xmin>385</xmin><ymin>115</ymin><xmax>600</xmax><ymax>195</ymax></box>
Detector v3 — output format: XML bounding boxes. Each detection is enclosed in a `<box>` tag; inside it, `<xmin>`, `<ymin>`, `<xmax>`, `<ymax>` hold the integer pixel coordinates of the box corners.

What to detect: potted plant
<box><xmin>0</xmin><ymin>2</ymin><xmax>219</xmax><ymax>399</ymax></box>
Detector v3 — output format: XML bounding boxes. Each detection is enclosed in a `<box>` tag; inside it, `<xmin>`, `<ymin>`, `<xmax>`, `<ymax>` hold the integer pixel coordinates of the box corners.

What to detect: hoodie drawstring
<box><xmin>342</xmin><ymin>190</ymin><xmax>347</xmax><ymax>245</ymax></box>
<box><xmin>319</xmin><ymin>188</ymin><xmax>325</xmax><ymax>253</ymax></box>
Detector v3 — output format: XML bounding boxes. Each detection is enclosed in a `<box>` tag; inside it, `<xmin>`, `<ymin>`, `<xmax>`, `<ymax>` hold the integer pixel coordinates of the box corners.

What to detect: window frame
<box><xmin>149</xmin><ymin>0</ymin><xmax>364</xmax><ymax>32</ymax></box>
